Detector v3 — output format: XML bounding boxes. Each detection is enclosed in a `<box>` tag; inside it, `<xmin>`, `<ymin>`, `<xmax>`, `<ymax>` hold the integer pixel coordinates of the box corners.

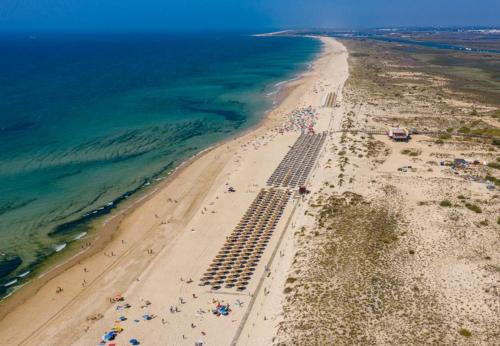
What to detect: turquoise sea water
<box><xmin>0</xmin><ymin>32</ymin><xmax>320</xmax><ymax>296</ymax></box>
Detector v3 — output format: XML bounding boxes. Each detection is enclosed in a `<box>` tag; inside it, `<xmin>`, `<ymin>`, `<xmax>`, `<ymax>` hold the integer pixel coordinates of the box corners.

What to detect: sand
<box><xmin>273</xmin><ymin>39</ymin><xmax>499</xmax><ymax>345</ymax></box>
<box><xmin>0</xmin><ymin>37</ymin><xmax>349</xmax><ymax>345</ymax></box>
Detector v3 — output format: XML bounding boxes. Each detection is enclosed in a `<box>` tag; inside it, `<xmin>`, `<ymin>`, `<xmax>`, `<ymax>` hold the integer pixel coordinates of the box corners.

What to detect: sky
<box><xmin>0</xmin><ymin>0</ymin><xmax>499</xmax><ymax>32</ymax></box>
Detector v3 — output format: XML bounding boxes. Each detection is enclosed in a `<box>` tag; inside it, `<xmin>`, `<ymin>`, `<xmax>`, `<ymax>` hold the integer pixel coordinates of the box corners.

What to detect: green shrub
<box><xmin>487</xmin><ymin>162</ymin><xmax>500</xmax><ymax>170</ymax></box>
<box><xmin>458</xmin><ymin>126</ymin><xmax>471</xmax><ymax>134</ymax></box>
<box><xmin>401</xmin><ymin>149</ymin><xmax>421</xmax><ymax>156</ymax></box>
<box><xmin>471</xmin><ymin>128</ymin><xmax>500</xmax><ymax>137</ymax></box>
<box><xmin>465</xmin><ymin>203</ymin><xmax>482</xmax><ymax>213</ymax></box>
<box><xmin>485</xmin><ymin>175</ymin><xmax>500</xmax><ymax>186</ymax></box>
<box><xmin>440</xmin><ymin>200</ymin><xmax>452</xmax><ymax>207</ymax></box>
<box><xmin>458</xmin><ymin>328</ymin><xmax>472</xmax><ymax>337</ymax></box>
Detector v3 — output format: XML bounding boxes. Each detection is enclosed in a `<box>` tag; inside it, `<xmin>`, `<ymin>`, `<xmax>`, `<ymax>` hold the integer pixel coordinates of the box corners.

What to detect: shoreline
<box><xmin>0</xmin><ymin>34</ymin><xmax>320</xmax><ymax>301</ymax></box>
<box><xmin>0</xmin><ymin>36</ymin><xmax>326</xmax><ymax>339</ymax></box>
<box><xmin>0</xmin><ymin>142</ymin><xmax>217</xmax><ymax>315</ymax></box>
<box><xmin>0</xmin><ymin>40</ymin><xmax>317</xmax><ymax>309</ymax></box>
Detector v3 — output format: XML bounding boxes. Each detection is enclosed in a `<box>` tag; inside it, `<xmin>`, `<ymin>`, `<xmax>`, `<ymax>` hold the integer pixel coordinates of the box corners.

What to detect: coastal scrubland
<box><xmin>276</xmin><ymin>39</ymin><xmax>499</xmax><ymax>345</ymax></box>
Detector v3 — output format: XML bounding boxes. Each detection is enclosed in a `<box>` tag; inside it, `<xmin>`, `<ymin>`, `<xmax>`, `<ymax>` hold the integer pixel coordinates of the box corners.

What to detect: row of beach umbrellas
<box><xmin>200</xmin><ymin>188</ymin><xmax>291</xmax><ymax>291</ymax></box>
<box><xmin>267</xmin><ymin>132</ymin><xmax>327</xmax><ymax>188</ymax></box>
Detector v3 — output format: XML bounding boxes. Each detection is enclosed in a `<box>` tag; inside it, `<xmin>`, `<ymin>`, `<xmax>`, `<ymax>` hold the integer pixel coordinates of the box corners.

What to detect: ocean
<box><xmin>0</xmin><ymin>32</ymin><xmax>320</xmax><ymax>297</ymax></box>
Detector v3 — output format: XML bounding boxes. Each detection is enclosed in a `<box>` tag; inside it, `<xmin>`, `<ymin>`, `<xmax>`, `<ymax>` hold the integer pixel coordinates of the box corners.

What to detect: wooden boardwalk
<box><xmin>328</xmin><ymin>129</ymin><xmax>497</xmax><ymax>139</ymax></box>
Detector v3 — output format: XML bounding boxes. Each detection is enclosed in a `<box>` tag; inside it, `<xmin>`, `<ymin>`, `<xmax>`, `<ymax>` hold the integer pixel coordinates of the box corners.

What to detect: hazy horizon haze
<box><xmin>1</xmin><ymin>0</ymin><xmax>499</xmax><ymax>32</ymax></box>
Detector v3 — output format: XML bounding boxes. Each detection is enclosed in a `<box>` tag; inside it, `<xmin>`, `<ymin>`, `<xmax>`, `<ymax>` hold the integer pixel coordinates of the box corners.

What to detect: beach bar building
<box><xmin>388</xmin><ymin>127</ymin><xmax>410</xmax><ymax>142</ymax></box>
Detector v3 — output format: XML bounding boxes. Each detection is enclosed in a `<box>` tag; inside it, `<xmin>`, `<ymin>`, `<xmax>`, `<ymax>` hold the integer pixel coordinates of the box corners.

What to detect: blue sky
<box><xmin>1</xmin><ymin>0</ymin><xmax>499</xmax><ymax>31</ymax></box>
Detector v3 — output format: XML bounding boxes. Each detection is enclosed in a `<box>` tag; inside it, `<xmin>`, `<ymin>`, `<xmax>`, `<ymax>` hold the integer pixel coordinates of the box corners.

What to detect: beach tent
<box><xmin>103</xmin><ymin>331</ymin><xmax>116</xmax><ymax>341</ymax></box>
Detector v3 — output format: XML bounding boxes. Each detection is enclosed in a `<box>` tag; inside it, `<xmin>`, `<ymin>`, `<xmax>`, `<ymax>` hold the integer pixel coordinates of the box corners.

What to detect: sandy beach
<box><xmin>0</xmin><ymin>37</ymin><xmax>348</xmax><ymax>345</ymax></box>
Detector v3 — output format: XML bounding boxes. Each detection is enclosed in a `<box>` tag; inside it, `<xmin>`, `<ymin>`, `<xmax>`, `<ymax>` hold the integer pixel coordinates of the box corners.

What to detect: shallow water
<box><xmin>330</xmin><ymin>31</ymin><xmax>500</xmax><ymax>54</ymax></box>
<box><xmin>0</xmin><ymin>32</ymin><xmax>320</xmax><ymax>296</ymax></box>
